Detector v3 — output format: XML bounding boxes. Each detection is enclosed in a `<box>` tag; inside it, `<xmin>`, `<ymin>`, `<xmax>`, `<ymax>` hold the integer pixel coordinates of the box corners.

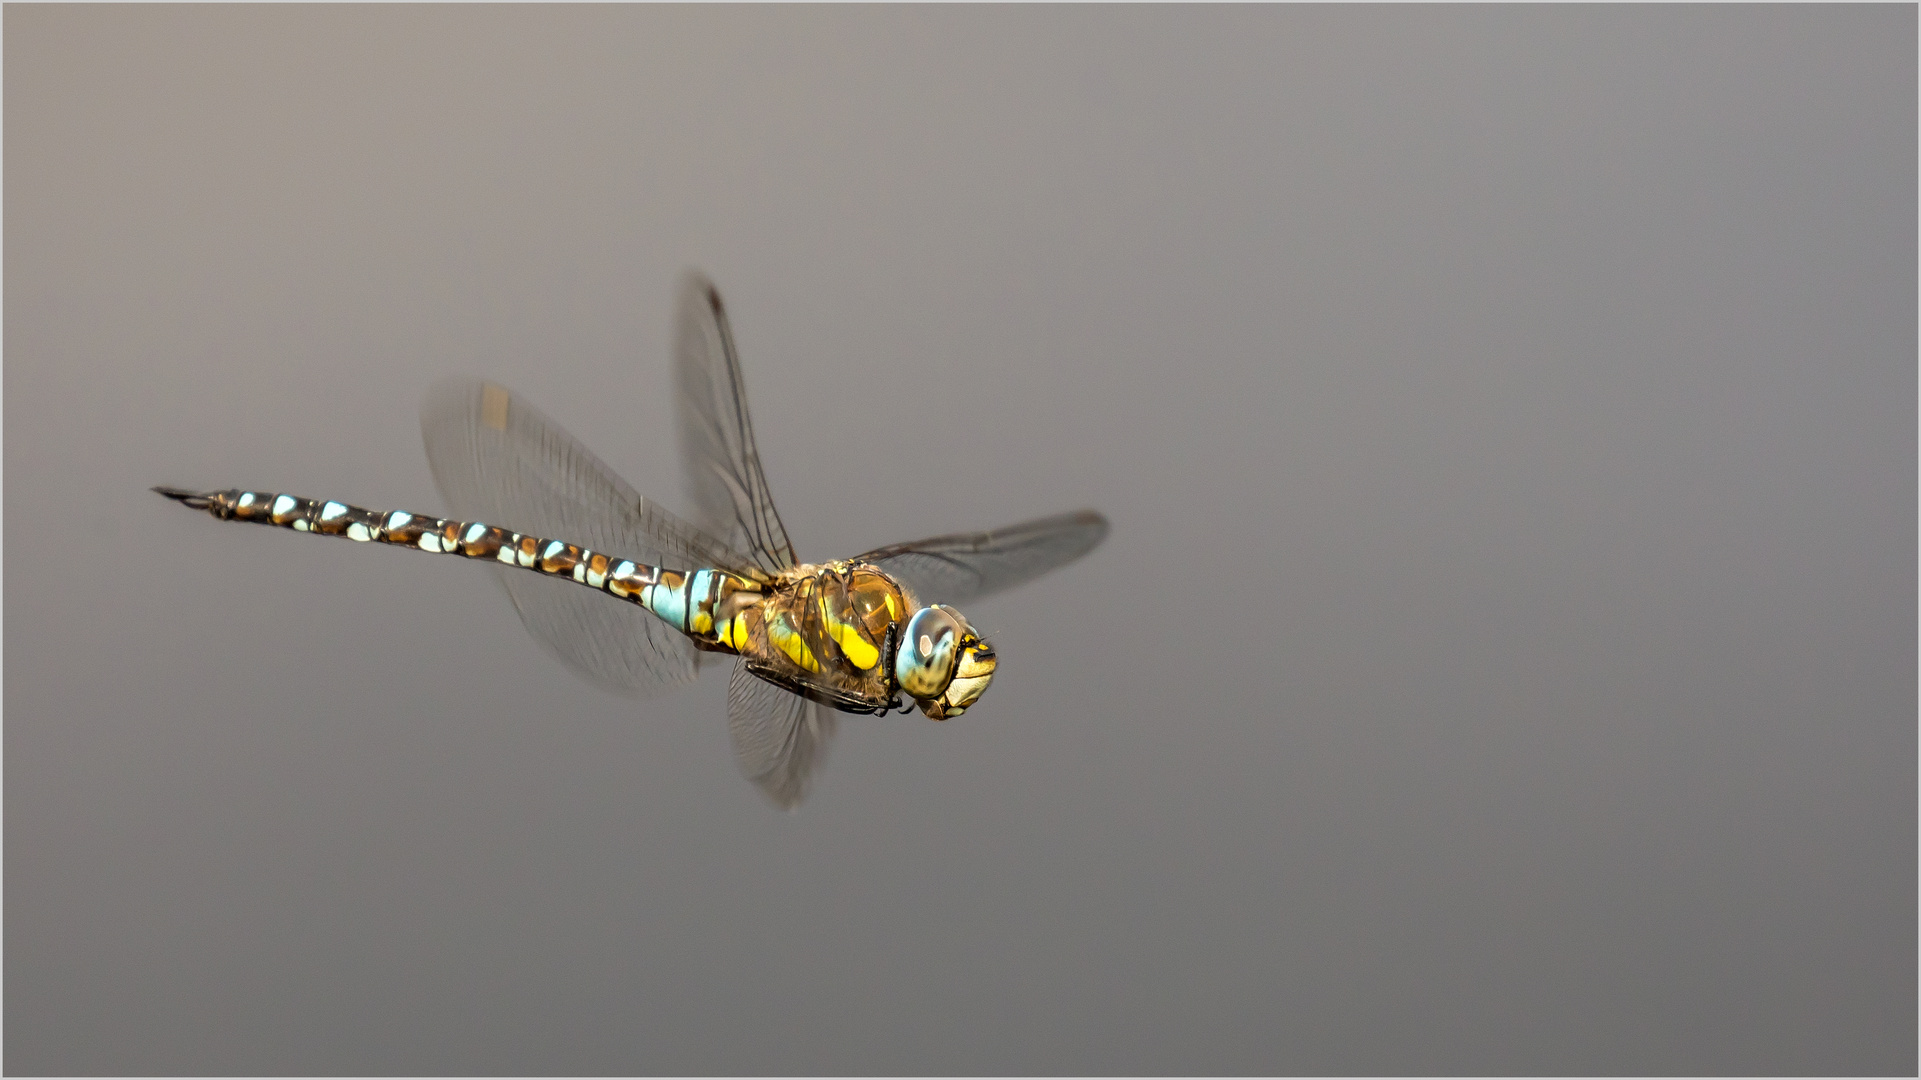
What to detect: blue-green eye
<box><xmin>895</xmin><ymin>606</ymin><xmax>962</xmax><ymax>698</ymax></box>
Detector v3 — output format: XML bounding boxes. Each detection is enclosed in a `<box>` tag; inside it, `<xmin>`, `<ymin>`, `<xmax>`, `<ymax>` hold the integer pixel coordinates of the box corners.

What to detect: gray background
<box><xmin>7</xmin><ymin>6</ymin><xmax>1913</xmax><ymax>1074</ymax></box>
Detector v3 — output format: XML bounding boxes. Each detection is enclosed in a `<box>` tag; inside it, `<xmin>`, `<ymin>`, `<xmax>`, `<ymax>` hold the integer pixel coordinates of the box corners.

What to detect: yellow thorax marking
<box><xmin>769</xmin><ymin>610</ymin><xmax>821</xmax><ymax>672</ymax></box>
<box><xmin>819</xmin><ymin>592</ymin><xmax>880</xmax><ymax>670</ymax></box>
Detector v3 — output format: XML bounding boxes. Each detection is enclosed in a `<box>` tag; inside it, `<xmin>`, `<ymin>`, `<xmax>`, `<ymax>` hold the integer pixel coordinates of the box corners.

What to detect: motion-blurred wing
<box><xmin>422</xmin><ymin>377</ymin><xmax>761</xmax><ymax>697</ymax></box>
<box><xmin>727</xmin><ymin>661</ymin><xmax>837</xmax><ymax>809</ymax></box>
<box><xmin>677</xmin><ymin>273</ymin><xmax>799</xmax><ymax>575</ymax></box>
<box><xmin>854</xmin><ymin>510</ymin><xmax>1109</xmax><ymax>608</ymax></box>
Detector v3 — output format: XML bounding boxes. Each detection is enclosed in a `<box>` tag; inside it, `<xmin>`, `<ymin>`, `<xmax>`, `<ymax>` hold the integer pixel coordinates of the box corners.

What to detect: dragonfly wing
<box><xmin>677</xmin><ymin>273</ymin><xmax>799</xmax><ymax>574</ymax></box>
<box><xmin>854</xmin><ymin>510</ymin><xmax>1110</xmax><ymax>608</ymax></box>
<box><xmin>727</xmin><ymin>661</ymin><xmax>837</xmax><ymax>809</ymax></box>
<box><xmin>487</xmin><ymin>572</ymin><xmax>699</xmax><ymax>698</ymax></box>
<box><xmin>421</xmin><ymin>377</ymin><xmax>761</xmax><ymax>697</ymax></box>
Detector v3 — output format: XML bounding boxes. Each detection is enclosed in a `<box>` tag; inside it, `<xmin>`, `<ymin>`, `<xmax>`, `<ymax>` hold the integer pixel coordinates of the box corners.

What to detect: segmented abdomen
<box><xmin>194</xmin><ymin>489</ymin><xmax>761</xmax><ymax>650</ymax></box>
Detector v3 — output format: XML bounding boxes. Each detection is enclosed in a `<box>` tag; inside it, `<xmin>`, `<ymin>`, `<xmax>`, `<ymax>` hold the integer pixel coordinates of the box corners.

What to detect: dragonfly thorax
<box><xmin>742</xmin><ymin>563</ymin><xmax>994</xmax><ymax>719</ymax></box>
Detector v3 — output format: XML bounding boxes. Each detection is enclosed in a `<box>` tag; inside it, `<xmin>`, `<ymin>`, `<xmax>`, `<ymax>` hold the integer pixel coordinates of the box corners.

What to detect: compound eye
<box><xmin>894</xmin><ymin>606</ymin><xmax>963</xmax><ymax>698</ymax></box>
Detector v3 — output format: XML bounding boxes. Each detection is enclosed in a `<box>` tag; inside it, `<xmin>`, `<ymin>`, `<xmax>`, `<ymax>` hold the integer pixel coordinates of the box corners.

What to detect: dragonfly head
<box><xmin>894</xmin><ymin>605</ymin><xmax>996</xmax><ymax>720</ymax></box>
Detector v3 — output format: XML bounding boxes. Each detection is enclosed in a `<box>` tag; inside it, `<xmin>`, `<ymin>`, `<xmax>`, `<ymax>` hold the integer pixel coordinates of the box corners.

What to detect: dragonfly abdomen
<box><xmin>156</xmin><ymin>487</ymin><xmax>761</xmax><ymax>651</ymax></box>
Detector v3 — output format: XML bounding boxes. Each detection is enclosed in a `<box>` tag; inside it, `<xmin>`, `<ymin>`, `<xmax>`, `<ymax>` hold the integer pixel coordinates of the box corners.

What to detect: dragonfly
<box><xmin>156</xmin><ymin>274</ymin><xmax>1107</xmax><ymax>807</ymax></box>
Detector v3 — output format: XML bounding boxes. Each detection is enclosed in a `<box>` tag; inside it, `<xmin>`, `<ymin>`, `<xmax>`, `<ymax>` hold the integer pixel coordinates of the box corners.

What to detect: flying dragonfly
<box><xmin>156</xmin><ymin>274</ymin><xmax>1107</xmax><ymax>807</ymax></box>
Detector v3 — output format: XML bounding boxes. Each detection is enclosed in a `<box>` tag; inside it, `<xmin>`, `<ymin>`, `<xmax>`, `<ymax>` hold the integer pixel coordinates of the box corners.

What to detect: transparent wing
<box><xmin>727</xmin><ymin>661</ymin><xmax>837</xmax><ymax>809</ymax></box>
<box><xmin>677</xmin><ymin>272</ymin><xmax>799</xmax><ymax>575</ymax></box>
<box><xmin>421</xmin><ymin>377</ymin><xmax>762</xmax><ymax>698</ymax></box>
<box><xmin>854</xmin><ymin>510</ymin><xmax>1110</xmax><ymax>608</ymax></box>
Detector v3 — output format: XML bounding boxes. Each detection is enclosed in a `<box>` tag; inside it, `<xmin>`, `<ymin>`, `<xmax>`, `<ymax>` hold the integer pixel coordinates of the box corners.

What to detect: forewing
<box><xmin>854</xmin><ymin>510</ymin><xmax>1109</xmax><ymax>608</ymax></box>
<box><xmin>677</xmin><ymin>273</ymin><xmax>799</xmax><ymax>574</ymax></box>
<box><xmin>727</xmin><ymin>661</ymin><xmax>837</xmax><ymax>809</ymax></box>
<box><xmin>421</xmin><ymin>377</ymin><xmax>759</xmax><ymax>697</ymax></box>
